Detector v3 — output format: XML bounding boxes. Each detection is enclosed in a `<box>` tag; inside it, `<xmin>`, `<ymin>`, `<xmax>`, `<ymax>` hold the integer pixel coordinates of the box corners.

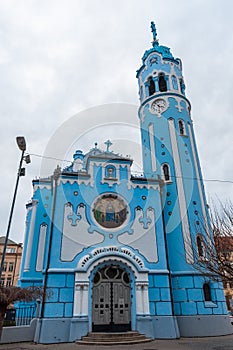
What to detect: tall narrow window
<box><xmin>172</xmin><ymin>75</ymin><xmax>178</xmax><ymax>90</ymax></box>
<box><xmin>8</xmin><ymin>262</ymin><xmax>14</xmax><ymax>272</ymax></box>
<box><xmin>3</xmin><ymin>262</ymin><xmax>7</xmax><ymax>272</ymax></box>
<box><xmin>196</xmin><ymin>235</ymin><xmax>204</xmax><ymax>257</ymax></box>
<box><xmin>140</xmin><ymin>86</ymin><xmax>143</xmax><ymax>100</ymax></box>
<box><xmin>158</xmin><ymin>73</ymin><xmax>167</xmax><ymax>92</ymax></box>
<box><xmin>6</xmin><ymin>277</ymin><xmax>12</xmax><ymax>287</ymax></box>
<box><xmin>162</xmin><ymin>164</ymin><xmax>170</xmax><ymax>181</ymax></box>
<box><xmin>148</xmin><ymin>77</ymin><xmax>155</xmax><ymax>96</ymax></box>
<box><xmin>178</xmin><ymin>120</ymin><xmax>185</xmax><ymax>135</ymax></box>
<box><xmin>179</xmin><ymin>78</ymin><xmax>185</xmax><ymax>94</ymax></box>
<box><xmin>203</xmin><ymin>283</ymin><xmax>211</xmax><ymax>301</ymax></box>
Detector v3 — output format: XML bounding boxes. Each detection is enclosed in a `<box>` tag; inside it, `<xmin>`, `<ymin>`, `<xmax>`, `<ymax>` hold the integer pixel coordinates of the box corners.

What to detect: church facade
<box><xmin>18</xmin><ymin>23</ymin><xmax>232</xmax><ymax>343</ymax></box>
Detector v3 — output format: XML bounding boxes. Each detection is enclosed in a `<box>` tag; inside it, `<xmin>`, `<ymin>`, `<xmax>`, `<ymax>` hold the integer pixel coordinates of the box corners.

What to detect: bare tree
<box><xmin>0</xmin><ymin>286</ymin><xmax>45</xmax><ymax>338</ymax></box>
<box><xmin>191</xmin><ymin>200</ymin><xmax>233</xmax><ymax>284</ymax></box>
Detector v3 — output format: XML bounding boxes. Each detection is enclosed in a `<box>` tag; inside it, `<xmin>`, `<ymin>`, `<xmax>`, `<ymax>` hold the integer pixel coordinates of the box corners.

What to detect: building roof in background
<box><xmin>0</xmin><ymin>236</ymin><xmax>18</xmax><ymax>245</ymax></box>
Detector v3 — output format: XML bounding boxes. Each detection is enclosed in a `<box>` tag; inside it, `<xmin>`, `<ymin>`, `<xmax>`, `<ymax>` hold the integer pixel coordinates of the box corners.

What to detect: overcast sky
<box><xmin>0</xmin><ymin>0</ymin><xmax>232</xmax><ymax>243</ymax></box>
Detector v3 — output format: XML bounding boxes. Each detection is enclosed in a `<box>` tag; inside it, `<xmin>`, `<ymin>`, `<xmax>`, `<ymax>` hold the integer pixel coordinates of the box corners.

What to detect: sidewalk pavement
<box><xmin>0</xmin><ymin>334</ymin><xmax>233</xmax><ymax>350</ymax></box>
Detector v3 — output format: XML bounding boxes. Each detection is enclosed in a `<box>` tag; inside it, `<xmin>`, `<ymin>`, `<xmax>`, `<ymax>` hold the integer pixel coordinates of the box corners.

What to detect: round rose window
<box><xmin>93</xmin><ymin>194</ymin><xmax>127</xmax><ymax>228</ymax></box>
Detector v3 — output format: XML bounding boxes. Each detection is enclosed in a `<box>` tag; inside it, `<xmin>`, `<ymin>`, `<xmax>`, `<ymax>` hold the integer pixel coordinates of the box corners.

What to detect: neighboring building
<box><xmin>224</xmin><ymin>281</ymin><xmax>233</xmax><ymax>311</ymax></box>
<box><xmin>0</xmin><ymin>237</ymin><xmax>23</xmax><ymax>287</ymax></box>
<box><xmin>18</xmin><ymin>23</ymin><xmax>232</xmax><ymax>343</ymax></box>
<box><xmin>215</xmin><ymin>236</ymin><xmax>233</xmax><ymax>310</ymax></box>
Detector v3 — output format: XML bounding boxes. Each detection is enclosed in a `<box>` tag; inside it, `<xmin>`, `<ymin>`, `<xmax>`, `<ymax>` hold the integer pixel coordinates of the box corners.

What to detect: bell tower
<box><xmin>136</xmin><ymin>22</ymin><xmax>210</xmax><ymax>267</ymax></box>
<box><xmin>136</xmin><ymin>22</ymin><xmax>231</xmax><ymax>336</ymax></box>
<box><xmin>136</xmin><ymin>20</ymin><xmax>214</xmax><ymax>283</ymax></box>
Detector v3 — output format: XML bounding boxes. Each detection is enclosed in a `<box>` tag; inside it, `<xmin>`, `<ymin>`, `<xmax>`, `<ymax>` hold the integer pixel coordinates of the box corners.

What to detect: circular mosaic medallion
<box><xmin>93</xmin><ymin>194</ymin><xmax>127</xmax><ymax>228</ymax></box>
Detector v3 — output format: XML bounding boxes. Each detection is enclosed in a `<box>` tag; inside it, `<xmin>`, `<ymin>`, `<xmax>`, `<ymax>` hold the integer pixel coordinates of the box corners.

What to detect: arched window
<box><xmin>196</xmin><ymin>235</ymin><xmax>204</xmax><ymax>257</ymax></box>
<box><xmin>105</xmin><ymin>165</ymin><xmax>116</xmax><ymax>178</ymax></box>
<box><xmin>178</xmin><ymin>120</ymin><xmax>185</xmax><ymax>135</ymax></box>
<box><xmin>172</xmin><ymin>75</ymin><xmax>178</xmax><ymax>90</ymax></box>
<box><xmin>162</xmin><ymin>164</ymin><xmax>170</xmax><ymax>181</ymax></box>
<box><xmin>158</xmin><ymin>73</ymin><xmax>167</xmax><ymax>92</ymax></box>
<box><xmin>203</xmin><ymin>283</ymin><xmax>211</xmax><ymax>301</ymax></box>
<box><xmin>148</xmin><ymin>77</ymin><xmax>155</xmax><ymax>96</ymax></box>
<box><xmin>140</xmin><ymin>86</ymin><xmax>143</xmax><ymax>100</ymax></box>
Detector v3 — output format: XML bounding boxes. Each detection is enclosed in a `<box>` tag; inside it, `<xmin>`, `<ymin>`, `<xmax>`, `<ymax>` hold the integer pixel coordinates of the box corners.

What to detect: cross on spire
<box><xmin>151</xmin><ymin>21</ymin><xmax>158</xmax><ymax>46</ymax></box>
<box><xmin>151</xmin><ymin>21</ymin><xmax>157</xmax><ymax>40</ymax></box>
<box><xmin>104</xmin><ymin>139</ymin><xmax>112</xmax><ymax>153</ymax></box>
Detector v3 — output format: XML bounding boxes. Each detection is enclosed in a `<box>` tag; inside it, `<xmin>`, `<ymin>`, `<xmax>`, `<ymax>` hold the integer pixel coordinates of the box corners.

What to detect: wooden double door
<box><xmin>92</xmin><ymin>265</ymin><xmax>131</xmax><ymax>332</ymax></box>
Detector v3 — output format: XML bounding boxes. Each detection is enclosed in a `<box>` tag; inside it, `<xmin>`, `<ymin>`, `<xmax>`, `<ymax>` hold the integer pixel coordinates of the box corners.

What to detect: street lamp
<box><xmin>0</xmin><ymin>136</ymin><xmax>31</xmax><ymax>282</ymax></box>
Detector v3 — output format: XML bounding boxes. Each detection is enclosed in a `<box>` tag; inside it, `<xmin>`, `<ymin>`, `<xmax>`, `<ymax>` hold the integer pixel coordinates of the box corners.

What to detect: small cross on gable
<box><xmin>104</xmin><ymin>139</ymin><xmax>113</xmax><ymax>153</ymax></box>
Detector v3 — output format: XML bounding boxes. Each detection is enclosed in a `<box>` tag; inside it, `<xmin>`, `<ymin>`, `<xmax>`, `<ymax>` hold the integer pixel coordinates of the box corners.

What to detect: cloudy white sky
<box><xmin>0</xmin><ymin>0</ymin><xmax>232</xmax><ymax>243</ymax></box>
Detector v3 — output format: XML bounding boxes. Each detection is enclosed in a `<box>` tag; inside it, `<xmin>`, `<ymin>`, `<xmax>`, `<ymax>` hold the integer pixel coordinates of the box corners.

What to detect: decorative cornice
<box><xmin>33</xmin><ymin>184</ymin><xmax>51</xmax><ymax>191</ymax></box>
<box><xmin>130</xmin><ymin>183</ymin><xmax>160</xmax><ymax>191</ymax></box>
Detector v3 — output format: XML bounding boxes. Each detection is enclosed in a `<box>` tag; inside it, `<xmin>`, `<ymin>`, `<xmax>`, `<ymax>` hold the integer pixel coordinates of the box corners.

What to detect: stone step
<box><xmin>85</xmin><ymin>331</ymin><xmax>140</xmax><ymax>339</ymax></box>
<box><xmin>81</xmin><ymin>334</ymin><xmax>146</xmax><ymax>342</ymax></box>
<box><xmin>76</xmin><ymin>331</ymin><xmax>153</xmax><ymax>345</ymax></box>
<box><xmin>76</xmin><ymin>338</ymin><xmax>153</xmax><ymax>345</ymax></box>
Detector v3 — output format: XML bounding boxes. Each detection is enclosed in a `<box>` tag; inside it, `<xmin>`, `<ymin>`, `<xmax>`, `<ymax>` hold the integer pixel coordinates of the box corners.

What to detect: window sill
<box><xmin>204</xmin><ymin>301</ymin><xmax>218</xmax><ymax>308</ymax></box>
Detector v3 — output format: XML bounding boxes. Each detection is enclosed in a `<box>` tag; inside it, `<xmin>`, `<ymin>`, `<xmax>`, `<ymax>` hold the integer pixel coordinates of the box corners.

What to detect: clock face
<box><xmin>151</xmin><ymin>98</ymin><xmax>167</xmax><ymax>114</ymax></box>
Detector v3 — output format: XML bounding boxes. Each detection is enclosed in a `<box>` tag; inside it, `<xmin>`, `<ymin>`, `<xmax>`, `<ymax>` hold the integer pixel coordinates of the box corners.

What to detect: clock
<box><xmin>151</xmin><ymin>98</ymin><xmax>167</xmax><ymax>114</ymax></box>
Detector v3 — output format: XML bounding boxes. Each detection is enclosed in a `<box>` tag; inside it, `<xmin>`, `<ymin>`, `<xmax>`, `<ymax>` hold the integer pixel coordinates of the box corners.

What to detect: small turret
<box><xmin>73</xmin><ymin>150</ymin><xmax>84</xmax><ymax>172</ymax></box>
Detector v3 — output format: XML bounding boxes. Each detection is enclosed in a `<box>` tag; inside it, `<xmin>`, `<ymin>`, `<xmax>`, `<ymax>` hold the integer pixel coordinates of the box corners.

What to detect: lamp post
<box><xmin>0</xmin><ymin>137</ymin><xmax>30</xmax><ymax>282</ymax></box>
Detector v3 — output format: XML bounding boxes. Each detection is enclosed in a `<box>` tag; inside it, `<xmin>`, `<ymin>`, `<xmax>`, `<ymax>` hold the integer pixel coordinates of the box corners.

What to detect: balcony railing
<box><xmin>4</xmin><ymin>303</ymin><xmax>38</xmax><ymax>327</ymax></box>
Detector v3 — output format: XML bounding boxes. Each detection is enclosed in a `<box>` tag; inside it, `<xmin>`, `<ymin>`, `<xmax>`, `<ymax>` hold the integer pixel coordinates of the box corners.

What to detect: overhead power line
<box><xmin>26</xmin><ymin>152</ymin><xmax>233</xmax><ymax>185</ymax></box>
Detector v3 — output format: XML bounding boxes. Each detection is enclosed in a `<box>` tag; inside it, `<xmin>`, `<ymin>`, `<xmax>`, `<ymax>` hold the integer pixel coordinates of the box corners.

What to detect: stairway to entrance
<box><xmin>76</xmin><ymin>331</ymin><xmax>153</xmax><ymax>345</ymax></box>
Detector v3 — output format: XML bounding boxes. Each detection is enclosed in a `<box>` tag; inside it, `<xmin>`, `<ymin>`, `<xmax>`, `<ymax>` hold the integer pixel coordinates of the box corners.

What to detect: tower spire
<box><xmin>151</xmin><ymin>21</ymin><xmax>158</xmax><ymax>46</ymax></box>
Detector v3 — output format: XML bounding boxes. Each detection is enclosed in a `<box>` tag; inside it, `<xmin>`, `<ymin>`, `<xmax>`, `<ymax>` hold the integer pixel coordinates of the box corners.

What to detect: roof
<box><xmin>63</xmin><ymin>142</ymin><xmax>133</xmax><ymax>174</ymax></box>
<box><xmin>0</xmin><ymin>236</ymin><xmax>18</xmax><ymax>245</ymax></box>
<box><xmin>85</xmin><ymin>149</ymin><xmax>132</xmax><ymax>162</ymax></box>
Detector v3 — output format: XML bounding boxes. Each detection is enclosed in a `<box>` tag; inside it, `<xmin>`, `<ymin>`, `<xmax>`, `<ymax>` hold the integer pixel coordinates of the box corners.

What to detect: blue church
<box><xmin>18</xmin><ymin>23</ymin><xmax>232</xmax><ymax>343</ymax></box>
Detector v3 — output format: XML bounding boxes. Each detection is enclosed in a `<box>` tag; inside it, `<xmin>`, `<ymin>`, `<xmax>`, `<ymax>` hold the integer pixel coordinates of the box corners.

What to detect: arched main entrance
<box><xmin>92</xmin><ymin>265</ymin><xmax>131</xmax><ymax>332</ymax></box>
